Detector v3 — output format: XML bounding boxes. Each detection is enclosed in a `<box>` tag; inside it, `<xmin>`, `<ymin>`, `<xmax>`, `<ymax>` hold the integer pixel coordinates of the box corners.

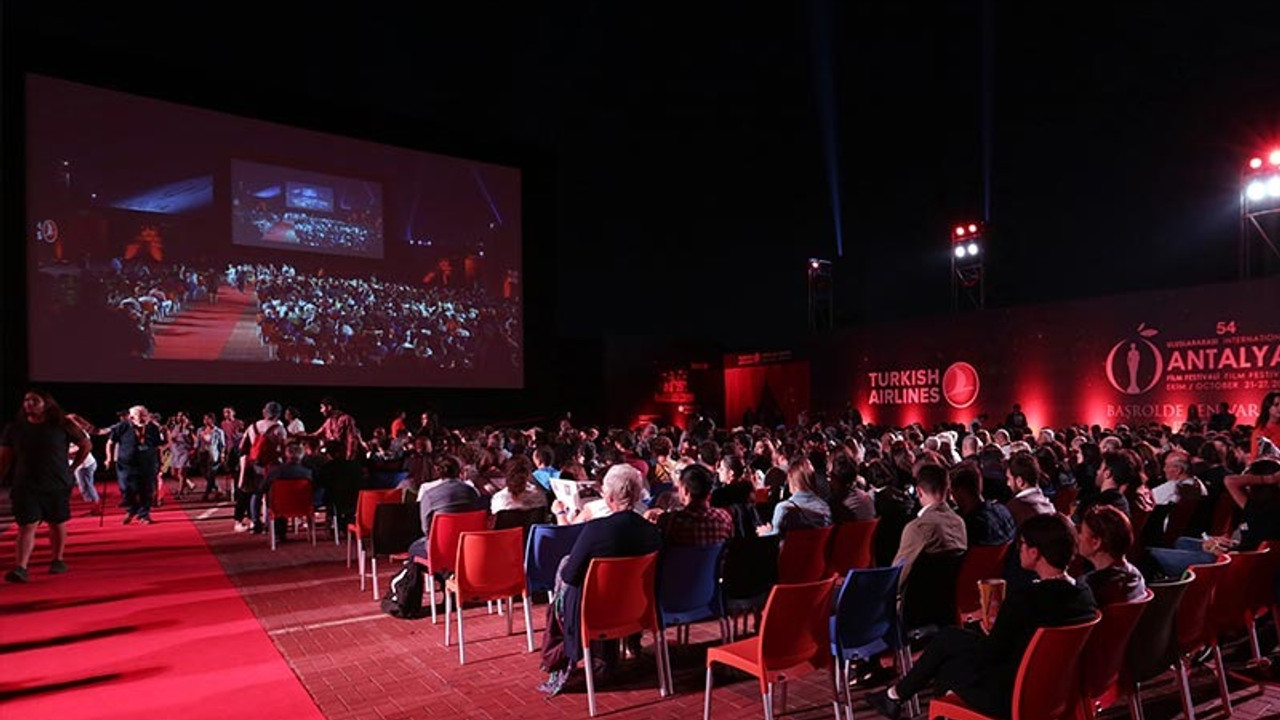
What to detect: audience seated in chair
<box><xmin>1077</xmin><ymin>505</ymin><xmax>1147</xmax><ymax>604</ymax></box>
<box><xmin>950</xmin><ymin>462</ymin><xmax>1015</xmax><ymax>547</ymax></box>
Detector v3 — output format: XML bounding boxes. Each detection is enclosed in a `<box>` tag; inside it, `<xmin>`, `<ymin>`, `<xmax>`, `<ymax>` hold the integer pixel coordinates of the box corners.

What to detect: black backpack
<box><xmin>380</xmin><ymin>560</ymin><xmax>426</xmax><ymax>619</ymax></box>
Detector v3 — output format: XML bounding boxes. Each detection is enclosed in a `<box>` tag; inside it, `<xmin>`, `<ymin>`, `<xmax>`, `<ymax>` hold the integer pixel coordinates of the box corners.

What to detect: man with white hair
<box><xmin>106</xmin><ymin>405</ymin><xmax>165</xmax><ymax>525</ymax></box>
<box><xmin>537</xmin><ymin>464</ymin><xmax>662</xmax><ymax>695</ymax></box>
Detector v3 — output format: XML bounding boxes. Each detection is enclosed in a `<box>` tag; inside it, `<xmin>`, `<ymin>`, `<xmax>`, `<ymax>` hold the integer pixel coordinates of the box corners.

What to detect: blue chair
<box><xmin>830</xmin><ymin>565</ymin><xmax>909</xmax><ymax>719</ymax></box>
<box><xmin>524</xmin><ymin>523</ymin><xmax>586</xmax><ymax>603</ymax></box>
<box><xmin>658</xmin><ymin>542</ymin><xmax>727</xmax><ymax>646</ymax></box>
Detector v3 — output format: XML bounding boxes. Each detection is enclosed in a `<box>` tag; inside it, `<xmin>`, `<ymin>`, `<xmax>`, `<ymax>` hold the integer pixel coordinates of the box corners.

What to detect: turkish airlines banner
<box><xmin>809</xmin><ymin>277</ymin><xmax>1280</xmax><ymax>429</ymax></box>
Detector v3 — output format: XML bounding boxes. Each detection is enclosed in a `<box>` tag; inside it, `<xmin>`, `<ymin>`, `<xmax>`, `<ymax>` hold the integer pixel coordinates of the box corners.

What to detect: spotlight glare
<box><xmin>967</xmin><ymin>224</ymin><xmax>978</xmax><ymax>233</ymax></box>
<box><xmin>967</xmin><ymin>242</ymin><xmax>979</xmax><ymax>256</ymax></box>
<box><xmin>955</xmin><ymin>226</ymin><xmax>966</xmax><ymax>237</ymax></box>
<box><xmin>1251</xmin><ymin>157</ymin><xmax>1265</xmax><ymax>170</ymax></box>
<box><xmin>1268</xmin><ymin>176</ymin><xmax>1280</xmax><ymax>198</ymax></box>
<box><xmin>1247</xmin><ymin>181</ymin><xmax>1267</xmax><ymax>201</ymax></box>
<box><xmin>810</xmin><ymin>260</ymin><xmax>820</xmax><ymax>269</ymax></box>
<box><xmin>1271</xmin><ymin>150</ymin><xmax>1280</xmax><ymax>166</ymax></box>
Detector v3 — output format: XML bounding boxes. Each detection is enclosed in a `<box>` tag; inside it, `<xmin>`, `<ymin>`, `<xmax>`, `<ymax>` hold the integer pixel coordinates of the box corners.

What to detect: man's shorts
<box><xmin>12</xmin><ymin>486</ymin><xmax>72</xmax><ymax>526</ymax></box>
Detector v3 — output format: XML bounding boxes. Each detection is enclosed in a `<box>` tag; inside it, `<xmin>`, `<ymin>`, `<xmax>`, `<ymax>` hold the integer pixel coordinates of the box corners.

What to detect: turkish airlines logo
<box><xmin>943</xmin><ymin>362</ymin><xmax>980</xmax><ymax>408</ymax></box>
<box><xmin>1105</xmin><ymin>323</ymin><xmax>1164</xmax><ymax>395</ymax></box>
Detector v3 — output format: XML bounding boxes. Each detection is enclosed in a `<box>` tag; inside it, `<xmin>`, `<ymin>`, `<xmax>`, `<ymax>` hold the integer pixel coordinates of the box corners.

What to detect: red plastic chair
<box><xmin>927</xmin><ymin>613</ymin><xmax>1100</xmax><ymax>720</ymax></box>
<box><xmin>1216</xmin><ymin>547</ymin><xmax>1277</xmax><ymax>663</ymax></box>
<box><xmin>1175</xmin><ymin>555</ymin><xmax>1233</xmax><ymax>720</ymax></box>
<box><xmin>1248</xmin><ymin>542</ymin><xmax>1280</xmax><ymax>660</ymax></box>
<box><xmin>346</xmin><ymin>488</ymin><xmax>402</xmax><ymax>590</ymax></box>
<box><xmin>826</xmin><ymin>519</ymin><xmax>879</xmax><ymax>576</ymax></box>
<box><xmin>1077</xmin><ymin>590</ymin><xmax>1153</xmax><ymax>719</ymax></box>
<box><xmin>704</xmin><ymin>576</ymin><xmax>839</xmax><ymax>720</ymax></box>
<box><xmin>579</xmin><ymin>552</ymin><xmax>670</xmax><ymax>717</ymax></box>
<box><xmin>267</xmin><ymin>479</ymin><xmax>316</xmax><ymax>550</ymax></box>
<box><xmin>443</xmin><ymin>528</ymin><xmax>534</xmax><ymax>664</ymax></box>
<box><xmin>415</xmin><ymin>510</ymin><xmax>488</xmax><ymax>624</ymax></box>
<box><xmin>953</xmin><ymin>543</ymin><xmax>1011</xmax><ymax>625</ymax></box>
<box><xmin>1051</xmin><ymin>486</ymin><xmax>1079</xmax><ymax>516</ymax></box>
<box><xmin>778</xmin><ymin>526</ymin><xmax>834</xmax><ymax>585</ymax></box>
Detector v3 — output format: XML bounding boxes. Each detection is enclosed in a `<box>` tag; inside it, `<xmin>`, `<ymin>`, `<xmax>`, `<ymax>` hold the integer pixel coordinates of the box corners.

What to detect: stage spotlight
<box><xmin>967</xmin><ymin>224</ymin><xmax>978</xmax><ymax>233</ymax></box>
<box><xmin>811</xmin><ymin>260</ymin><xmax>820</xmax><ymax>269</ymax></box>
<box><xmin>955</xmin><ymin>226</ymin><xmax>966</xmax><ymax>237</ymax></box>
<box><xmin>1268</xmin><ymin>176</ymin><xmax>1280</xmax><ymax>198</ymax></box>
<box><xmin>967</xmin><ymin>242</ymin><xmax>979</xmax><ymax>256</ymax></box>
<box><xmin>1270</xmin><ymin>150</ymin><xmax>1280</xmax><ymax>166</ymax></box>
<box><xmin>1251</xmin><ymin>157</ymin><xmax>1264</xmax><ymax>170</ymax></box>
<box><xmin>954</xmin><ymin>245</ymin><xmax>967</xmax><ymax>258</ymax></box>
<box><xmin>1248</xmin><ymin>181</ymin><xmax>1268</xmax><ymax>201</ymax></box>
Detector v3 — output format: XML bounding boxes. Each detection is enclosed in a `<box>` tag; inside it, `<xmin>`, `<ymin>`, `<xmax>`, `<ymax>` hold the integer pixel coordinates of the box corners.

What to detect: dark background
<box><xmin>4</xmin><ymin>2</ymin><xmax>1280</xmax><ymax>429</ymax></box>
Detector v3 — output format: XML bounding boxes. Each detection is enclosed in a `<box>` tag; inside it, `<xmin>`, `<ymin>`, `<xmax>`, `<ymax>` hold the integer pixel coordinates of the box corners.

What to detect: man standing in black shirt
<box><xmin>106</xmin><ymin>405</ymin><xmax>165</xmax><ymax>525</ymax></box>
<box><xmin>0</xmin><ymin>390</ymin><xmax>91</xmax><ymax>582</ymax></box>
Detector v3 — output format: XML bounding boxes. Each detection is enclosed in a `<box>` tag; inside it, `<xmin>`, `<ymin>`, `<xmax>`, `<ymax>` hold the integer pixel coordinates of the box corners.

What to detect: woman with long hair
<box><xmin>1251</xmin><ymin>392</ymin><xmax>1280</xmax><ymax>461</ymax></box>
<box><xmin>167</xmin><ymin>411</ymin><xmax>196</xmax><ymax>496</ymax></box>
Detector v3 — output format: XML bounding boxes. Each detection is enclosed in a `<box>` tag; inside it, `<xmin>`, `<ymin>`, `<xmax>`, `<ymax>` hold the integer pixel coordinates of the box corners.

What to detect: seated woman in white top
<box><xmin>490</xmin><ymin>455</ymin><xmax>549</xmax><ymax>513</ymax></box>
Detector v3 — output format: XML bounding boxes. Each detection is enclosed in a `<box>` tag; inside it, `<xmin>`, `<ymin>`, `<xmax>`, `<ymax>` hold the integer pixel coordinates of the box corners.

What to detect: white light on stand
<box><xmin>967</xmin><ymin>242</ymin><xmax>979</xmax><ymax>256</ymax></box>
<box><xmin>1248</xmin><ymin>181</ymin><xmax>1267</xmax><ymax>201</ymax></box>
<box><xmin>954</xmin><ymin>245</ymin><xmax>967</xmax><ymax>259</ymax></box>
<box><xmin>1267</xmin><ymin>176</ymin><xmax>1280</xmax><ymax>198</ymax></box>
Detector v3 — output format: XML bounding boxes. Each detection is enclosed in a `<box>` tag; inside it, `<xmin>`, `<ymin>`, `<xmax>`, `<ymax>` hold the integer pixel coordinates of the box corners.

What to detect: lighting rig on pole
<box><xmin>807</xmin><ymin>258</ymin><xmax>833</xmax><ymax>332</ymax></box>
<box><xmin>1241</xmin><ymin>149</ymin><xmax>1280</xmax><ymax>279</ymax></box>
<box><xmin>950</xmin><ymin>222</ymin><xmax>985</xmax><ymax>311</ymax></box>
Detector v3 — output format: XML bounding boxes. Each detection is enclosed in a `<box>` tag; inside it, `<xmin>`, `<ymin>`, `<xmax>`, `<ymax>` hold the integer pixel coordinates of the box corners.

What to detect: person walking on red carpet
<box><xmin>1</xmin><ymin>390</ymin><xmax>91</xmax><ymax>582</ymax></box>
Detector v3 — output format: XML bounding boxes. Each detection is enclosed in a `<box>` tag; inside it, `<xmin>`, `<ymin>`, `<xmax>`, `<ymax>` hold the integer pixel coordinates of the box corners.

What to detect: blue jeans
<box><xmin>1148</xmin><ymin>536</ymin><xmax>1217</xmax><ymax>578</ymax></box>
<box><xmin>75</xmin><ymin>461</ymin><xmax>100</xmax><ymax>503</ymax></box>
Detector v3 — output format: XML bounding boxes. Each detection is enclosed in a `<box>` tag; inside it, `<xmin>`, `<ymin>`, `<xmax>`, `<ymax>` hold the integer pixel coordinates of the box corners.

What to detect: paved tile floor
<box><xmin>184</xmin><ymin>495</ymin><xmax>1280</xmax><ymax>720</ymax></box>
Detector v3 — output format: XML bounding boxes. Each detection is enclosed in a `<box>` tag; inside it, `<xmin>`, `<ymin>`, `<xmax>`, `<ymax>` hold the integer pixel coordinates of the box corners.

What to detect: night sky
<box><xmin>8</xmin><ymin>1</ymin><xmax>1280</xmax><ymax>352</ymax></box>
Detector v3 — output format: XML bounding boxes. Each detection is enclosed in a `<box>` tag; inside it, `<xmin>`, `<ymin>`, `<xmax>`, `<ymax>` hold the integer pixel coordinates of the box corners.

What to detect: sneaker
<box><xmin>123</xmin><ymin>513</ymin><xmax>135</xmax><ymax>525</ymax></box>
<box><xmin>538</xmin><ymin>669</ymin><xmax>570</xmax><ymax>696</ymax></box>
<box><xmin>137</xmin><ymin>517</ymin><xmax>154</xmax><ymax>525</ymax></box>
<box><xmin>49</xmin><ymin>559</ymin><xmax>69</xmax><ymax>574</ymax></box>
<box><xmin>866</xmin><ymin>689</ymin><xmax>903</xmax><ymax>720</ymax></box>
<box><xmin>233</xmin><ymin>520</ymin><xmax>251</xmax><ymax>533</ymax></box>
<box><xmin>5</xmin><ymin>567</ymin><xmax>29</xmax><ymax>583</ymax></box>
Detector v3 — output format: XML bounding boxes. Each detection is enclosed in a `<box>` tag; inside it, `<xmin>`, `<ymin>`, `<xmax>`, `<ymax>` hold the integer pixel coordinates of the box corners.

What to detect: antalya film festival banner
<box><xmin>813</xmin><ymin>278</ymin><xmax>1280</xmax><ymax>429</ymax></box>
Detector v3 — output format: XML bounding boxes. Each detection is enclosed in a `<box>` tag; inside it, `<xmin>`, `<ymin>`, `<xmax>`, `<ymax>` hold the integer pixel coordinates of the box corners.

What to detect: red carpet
<box><xmin>152</xmin><ymin>286</ymin><xmax>265</xmax><ymax>361</ymax></box>
<box><xmin>0</xmin><ymin>498</ymin><xmax>325</xmax><ymax>720</ymax></box>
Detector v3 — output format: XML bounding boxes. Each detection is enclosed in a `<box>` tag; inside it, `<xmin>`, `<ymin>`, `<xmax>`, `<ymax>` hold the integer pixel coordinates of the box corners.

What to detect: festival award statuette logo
<box><xmin>943</xmin><ymin>362</ymin><xmax>980</xmax><ymax>409</ymax></box>
<box><xmin>1105</xmin><ymin>323</ymin><xmax>1164</xmax><ymax>396</ymax></box>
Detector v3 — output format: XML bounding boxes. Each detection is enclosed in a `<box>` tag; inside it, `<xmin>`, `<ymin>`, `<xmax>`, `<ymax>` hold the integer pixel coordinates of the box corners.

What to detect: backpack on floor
<box><xmin>381</xmin><ymin>560</ymin><xmax>426</xmax><ymax>619</ymax></box>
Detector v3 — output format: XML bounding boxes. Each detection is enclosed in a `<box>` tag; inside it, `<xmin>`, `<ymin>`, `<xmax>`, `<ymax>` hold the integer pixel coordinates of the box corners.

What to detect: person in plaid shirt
<box><xmin>652</xmin><ymin>464</ymin><xmax>733</xmax><ymax>546</ymax></box>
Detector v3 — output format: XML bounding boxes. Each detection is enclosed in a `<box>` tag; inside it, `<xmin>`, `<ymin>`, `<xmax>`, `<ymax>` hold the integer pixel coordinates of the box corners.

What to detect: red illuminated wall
<box><xmin>800</xmin><ymin>277</ymin><xmax>1280</xmax><ymax>429</ymax></box>
<box><xmin>724</xmin><ymin>358</ymin><xmax>811</xmax><ymax>427</ymax></box>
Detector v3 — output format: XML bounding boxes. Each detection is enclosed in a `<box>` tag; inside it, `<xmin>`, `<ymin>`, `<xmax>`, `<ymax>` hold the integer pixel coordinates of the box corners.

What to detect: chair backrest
<box><xmin>1214</xmin><ymin>548</ymin><xmax>1271</xmax><ymax>634</ymax></box>
<box><xmin>426</xmin><ymin>510</ymin><xmax>489</xmax><ymax>574</ymax></box>
<box><xmin>826</xmin><ymin>519</ymin><xmax>879</xmax><ymax>576</ymax></box>
<box><xmin>371</xmin><ymin>502</ymin><xmax>425</xmax><ymax>555</ymax></box>
<box><xmin>1251</xmin><ymin>541</ymin><xmax>1280</xmax><ymax>616</ymax></box>
<box><xmin>900</xmin><ymin>549</ymin><xmax>966</xmax><ymax>630</ymax></box>
<box><xmin>953</xmin><ymin>543</ymin><xmax>1012</xmax><ymax>621</ymax></box>
<box><xmin>778</xmin><ymin>525</ymin><xmax>835</xmax><ymax>584</ymax></box>
<box><xmin>1125</xmin><ymin>575</ymin><xmax>1194</xmax><ymax>684</ymax></box>
<box><xmin>757</xmin><ymin>576</ymin><xmax>837</xmax><ymax>671</ymax></box>
<box><xmin>493</xmin><ymin>506</ymin><xmax>551</xmax><ymax>533</ymax></box>
<box><xmin>580</xmin><ymin>552</ymin><xmax>660</xmax><ymax>643</ymax></box>
<box><xmin>1009</xmin><ymin>614</ymin><xmax>1101</xmax><ymax>720</ymax></box>
<box><xmin>524</xmin><ymin>523</ymin><xmax>586</xmax><ymax>593</ymax></box>
<box><xmin>354</xmin><ymin>488</ymin><xmax>403</xmax><ymax>535</ymax></box>
<box><xmin>1208</xmin><ymin>493</ymin><xmax>1238</xmax><ymax>537</ymax></box>
<box><xmin>657</xmin><ymin>542</ymin><xmax>725</xmax><ymax>623</ymax></box>
<box><xmin>1079</xmin><ymin>590</ymin><xmax>1153</xmax><ymax>705</ymax></box>
<box><xmin>1051</xmin><ymin>486</ymin><xmax>1079</xmax><ymax>516</ymax></box>
<box><xmin>269</xmin><ymin>479</ymin><xmax>314</xmax><ymax>518</ymax></box>
<box><xmin>1177</xmin><ymin>554</ymin><xmax>1232</xmax><ymax>652</ymax></box>
<box><xmin>1161</xmin><ymin>493</ymin><xmax>1203</xmax><ymax>546</ymax></box>
<box><xmin>720</xmin><ymin>535</ymin><xmax>781</xmax><ymax>601</ymax></box>
<box><xmin>454</xmin><ymin>528</ymin><xmax>526</xmax><ymax>600</ymax></box>
<box><xmin>832</xmin><ymin>565</ymin><xmax>903</xmax><ymax>658</ymax></box>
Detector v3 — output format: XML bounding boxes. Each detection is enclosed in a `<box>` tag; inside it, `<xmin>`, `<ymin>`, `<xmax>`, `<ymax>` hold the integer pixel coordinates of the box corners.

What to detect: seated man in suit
<box><xmin>894</xmin><ymin>463</ymin><xmax>967</xmax><ymax>590</ymax></box>
<box><xmin>868</xmin><ymin>512</ymin><xmax>1097</xmax><ymax>720</ymax></box>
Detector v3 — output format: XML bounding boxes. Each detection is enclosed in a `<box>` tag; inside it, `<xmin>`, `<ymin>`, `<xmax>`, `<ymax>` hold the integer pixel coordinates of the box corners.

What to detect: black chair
<box><xmin>1125</xmin><ymin>574</ymin><xmax>1194</xmax><ymax>720</ymax></box>
<box><xmin>719</xmin><ymin>534</ymin><xmax>780</xmax><ymax>639</ymax></box>
<box><xmin>369</xmin><ymin>502</ymin><xmax>424</xmax><ymax>601</ymax></box>
<box><xmin>900</xmin><ymin>548</ymin><xmax>966</xmax><ymax>640</ymax></box>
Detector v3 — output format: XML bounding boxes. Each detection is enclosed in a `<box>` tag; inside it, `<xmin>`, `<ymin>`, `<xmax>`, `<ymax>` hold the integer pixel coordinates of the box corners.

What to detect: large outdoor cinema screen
<box><xmin>26</xmin><ymin>74</ymin><xmax>523</xmax><ymax>388</ymax></box>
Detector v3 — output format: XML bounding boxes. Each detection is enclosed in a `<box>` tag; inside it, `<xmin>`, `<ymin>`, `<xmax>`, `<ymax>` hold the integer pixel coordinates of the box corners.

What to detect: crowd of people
<box><xmin>252</xmin><ymin>264</ymin><xmax>521</xmax><ymax>371</ymax></box>
<box><xmin>4</xmin><ymin>387</ymin><xmax>1280</xmax><ymax>717</ymax></box>
<box><xmin>238</xmin><ymin>208</ymin><xmax>379</xmax><ymax>253</ymax></box>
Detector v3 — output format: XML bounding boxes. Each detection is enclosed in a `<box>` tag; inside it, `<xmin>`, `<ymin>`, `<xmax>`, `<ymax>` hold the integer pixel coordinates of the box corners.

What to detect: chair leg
<box><xmin>778</xmin><ymin>679</ymin><xmax>788</xmax><ymax>713</ymax></box>
<box><xmin>655</xmin><ymin>630</ymin><xmax>670</xmax><ymax>697</ymax></box>
<box><xmin>332</xmin><ymin>515</ymin><xmax>339</xmax><ymax>546</ymax></box>
<box><xmin>444</xmin><ymin>589</ymin><xmax>453</xmax><ymax>646</ymax></box>
<box><xmin>346</xmin><ymin>530</ymin><xmax>352</xmax><ymax>567</ymax></box>
<box><xmin>488</xmin><ymin>600</ymin><xmax>494</xmax><ymax>614</ymax></box>
<box><xmin>662</xmin><ymin>632</ymin><xmax>674</xmax><ymax>695</ymax></box>
<box><xmin>1129</xmin><ymin>682</ymin><xmax>1146</xmax><ymax>720</ymax></box>
<box><xmin>457</xmin><ymin>595</ymin><xmax>466</xmax><ymax>664</ymax></box>
<box><xmin>371</xmin><ymin>556</ymin><xmax>379</xmax><ymax>601</ymax></box>
<box><xmin>428</xmin><ymin>573</ymin><xmax>437</xmax><ymax>624</ymax></box>
<box><xmin>1177</xmin><ymin>658</ymin><xmax>1198</xmax><ymax>720</ymax></box>
<box><xmin>763</xmin><ymin>683</ymin><xmax>775</xmax><ymax>720</ymax></box>
<box><xmin>1212</xmin><ymin>644</ymin><xmax>1232</xmax><ymax>716</ymax></box>
<box><xmin>358</xmin><ymin>543</ymin><xmax>366</xmax><ymax>590</ymax></box>
<box><xmin>843</xmin><ymin>660</ymin><xmax>855</xmax><ymax>720</ymax></box>
<box><xmin>522</xmin><ymin>593</ymin><xmax>534</xmax><ymax>652</ymax></box>
<box><xmin>1249</xmin><ymin>617</ymin><xmax>1264</xmax><ymax>663</ymax></box>
<box><xmin>585</xmin><ymin>644</ymin><xmax>598</xmax><ymax>717</ymax></box>
<box><xmin>703</xmin><ymin>666</ymin><xmax>714</xmax><ymax>720</ymax></box>
<box><xmin>828</xmin><ymin>664</ymin><xmax>843</xmax><ymax>720</ymax></box>
<box><xmin>506</xmin><ymin>596</ymin><xmax>515</xmax><ymax>636</ymax></box>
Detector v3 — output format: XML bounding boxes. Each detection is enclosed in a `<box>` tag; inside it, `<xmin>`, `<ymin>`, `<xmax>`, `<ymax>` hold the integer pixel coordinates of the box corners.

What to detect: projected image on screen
<box><xmin>231</xmin><ymin>160</ymin><xmax>384</xmax><ymax>258</ymax></box>
<box><xmin>25</xmin><ymin>74</ymin><xmax>523</xmax><ymax>389</ymax></box>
